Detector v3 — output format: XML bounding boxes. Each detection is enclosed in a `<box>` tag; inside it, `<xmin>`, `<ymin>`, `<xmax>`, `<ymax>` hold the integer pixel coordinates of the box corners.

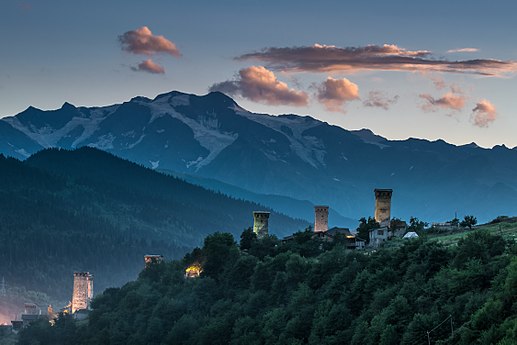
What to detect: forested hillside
<box><xmin>18</xmin><ymin>229</ymin><xmax>517</xmax><ymax>345</ymax></box>
<box><xmin>0</xmin><ymin>148</ymin><xmax>307</xmax><ymax>302</ymax></box>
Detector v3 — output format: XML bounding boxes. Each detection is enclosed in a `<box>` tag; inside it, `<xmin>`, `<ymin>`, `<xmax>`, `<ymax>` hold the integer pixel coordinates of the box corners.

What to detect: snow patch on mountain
<box><xmin>150</xmin><ymin>160</ymin><xmax>160</xmax><ymax>169</ymax></box>
<box><xmin>351</xmin><ymin>129</ymin><xmax>390</xmax><ymax>149</ymax></box>
<box><xmin>4</xmin><ymin>117</ymin><xmax>55</xmax><ymax>147</ymax></box>
<box><xmin>15</xmin><ymin>148</ymin><xmax>30</xmax><ymax>158</ymax></box>
<box><xmin>128</xmin><ymin>133</ymin><xmax>146</xmax><ymax>149</ymax></box>
<box><xmin>234</xmin><ymin>109</ymin><xmax>326</xmax><ymax>168</ymax></box>
<box><xmin>3</xmin><ymin>106</ymin><xmax>117</xmax><ymax>149</ymax></box>
<box><xmin>148</xmin><ymin>97</ymin><xmax>238</xmax><ymax>170</ymax></box>
<box><xmin>90</xmin><ymin>133</ymin><xmax>116</xmax><ymax>150</ymax></box>
<box><xmin>72</xmin><ymin>107</ymin><xmax>118</xmax><ymax>147</ymax></box>
<box><xmin>168</xmin><ymin>94</ymin><xmax>190</xmax><ymax>107</ymax></box>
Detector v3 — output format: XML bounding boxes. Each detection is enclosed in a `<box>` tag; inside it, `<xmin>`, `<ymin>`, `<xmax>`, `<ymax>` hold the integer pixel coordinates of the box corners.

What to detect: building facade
<box><xmin>71</xmin><ymin>272</ymin><xmax>93</xmax><ymax>313</ymax></box>
<box><xmin>374</xmin><ymin>189</ymin><xmax>393</xmax><ymax>226</ymax></box>
<box><xmin>253</xmin><ymin>211</ymin><xmax>270</xmax><ymax>238</ymax></box>
<box><xmin>314</xmin><ymin>206</ymin><xmax>329</xmax><ymax>232</ymax></box>
<box><xmin>369</xmin><ymin>226</ymin><xmax>390</xmax><ymax>247</ymax></box>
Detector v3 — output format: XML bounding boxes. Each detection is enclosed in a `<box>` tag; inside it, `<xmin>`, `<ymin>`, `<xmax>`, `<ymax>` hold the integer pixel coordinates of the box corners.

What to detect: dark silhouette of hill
<box><xmin>0</xmin><ymin>148</ymin><xmax>307</xmax><ymax>301</ymax></box>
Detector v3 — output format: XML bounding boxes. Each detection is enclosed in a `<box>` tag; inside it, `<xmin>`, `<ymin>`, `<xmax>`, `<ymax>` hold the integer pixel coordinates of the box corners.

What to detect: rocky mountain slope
<box><xmin>1</xmin><ymin>91</ymin><xmax>516</xmax><ymax>223</ymax></box>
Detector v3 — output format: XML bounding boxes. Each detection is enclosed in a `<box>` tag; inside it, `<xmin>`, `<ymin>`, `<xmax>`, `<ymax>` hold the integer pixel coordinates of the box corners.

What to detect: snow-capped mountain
<box><xmin>2</xmin><ymin>90</ymin><xmax>517</xmax><ymax>224</ymax></box>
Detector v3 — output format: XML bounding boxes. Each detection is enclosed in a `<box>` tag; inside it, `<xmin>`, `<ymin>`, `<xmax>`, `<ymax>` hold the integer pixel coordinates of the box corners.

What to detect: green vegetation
<box><xmin>431</xmin><ymin>220</ymin><xmax>517</xmax><ymax>247</ymax></box>
<box><xmin>0</xmin><ymin>334</ymin><xmax>17</xmax><ymax>345</ymax></box>
<box><xmin>357</xmin><ymin>217</ymin><xmax>379</xmax><ymax>243</ymax></box>
<box><xmin>17</xmin><ymin>226</ymin><xmax>517</xmax><ymax>345</ymax></box>
<box><xmin>460</xmin><ymin>215</ymin><xmax>477</xmax><ymax>230</ymax></box>
<box><xmin>0</xmin><ymin>148</ymin><xmax>306</xmax><ymax>302</ymax></box>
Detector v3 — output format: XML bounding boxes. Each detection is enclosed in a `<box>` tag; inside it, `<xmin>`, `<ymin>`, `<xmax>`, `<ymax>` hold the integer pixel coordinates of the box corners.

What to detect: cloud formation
<box><xmin>238</xmin><ymin>44</ymin><xmax>516</xmax><ymax>76</ymax></box>
<box><xmin>316</xmin><ymin>77</ymin><xmax>359</xmax><ymax>112</ymax></box>
<box><xmin>119</xmin><ymin>26</ymin><xmax>180</xmax><ymax>57</ymax></box>
<box><xmin>363</xmin><ymin>91</ymin><xmax>399</xmax><ymax>110</ymax></box>
<box><xmin>419</xmin><ymin>92</ymin><xmax>466</xmax><ymax>112</ymax></box>
<box><xmin>131</xmin><ymin>59</ymin><xmax>165</xmax><ymax>74</ymax></box>
<box><xmin>429</xmin><ymin>75</ymin><xmax>447</xmax><ymax>90</ymax></box>
<box><xmin>447</xmin><ymin>48</ymin><xmax>479</xmax><ymax>53</ymax></box>
<box><xmin>209</xmin><ymin>66</ymin><xmax>308</xmax><ymax>106</ymax></box>
<box><xmin>472</xmin><ymin>100</ymin><xmax>497</xmax><ymax>127</ymax></box>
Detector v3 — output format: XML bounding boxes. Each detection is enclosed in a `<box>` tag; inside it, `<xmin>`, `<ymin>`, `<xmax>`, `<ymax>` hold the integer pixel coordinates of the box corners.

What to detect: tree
<box><xmin>408</xmin><ymin>217</ymin><xmax>427</xmax><ymax>233</ymax></box>
<box><xmin>460</xmin><ymin>215</ymin><xmax>477</xmax><ymax>229</ymax></box>
<box><xmin>450</xmin><ymin>217</ymin><xmax>460</xmax><ymax>227</ymax></box>
<box><xmin>357</xmin><ymin>217</ymin><xmax>379</xmax><ymax>244</ymax></box>
<box><xmin>240</xmin><ymin>227</ymin><xmax>257</xmax><ymax>251</ymax></box>
<box><xmin>202</xmin><ymin>232</ymin><xmax>239</xmax><ymax>279</ymax></box>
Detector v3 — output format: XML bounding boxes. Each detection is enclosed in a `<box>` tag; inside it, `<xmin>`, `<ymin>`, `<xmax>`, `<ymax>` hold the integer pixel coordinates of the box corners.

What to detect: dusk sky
<box><xmin>1</xmin><ymin>0</ymin><xmax>516</xmax><ymax>148</ymax></box>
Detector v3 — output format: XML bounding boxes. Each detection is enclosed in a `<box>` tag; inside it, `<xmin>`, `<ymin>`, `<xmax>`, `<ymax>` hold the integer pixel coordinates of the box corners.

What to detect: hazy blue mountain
<box><xmin>162</xmin><ymin>169</ymin><xmax>358</xmax><ymax>228</ymax></box>
<box><xmin>1</xmin><ymin>91</ymin><xmax>516</xmax><ymax>223</ymax></box>
<box><xmin>0</xmin><ymin>148</ymin><xmax>307</xmax><ymax>301</ymax></box>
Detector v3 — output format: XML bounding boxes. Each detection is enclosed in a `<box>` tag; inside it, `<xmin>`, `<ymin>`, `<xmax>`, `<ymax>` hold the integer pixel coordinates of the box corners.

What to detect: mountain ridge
<box><xmin>1</xmin><ymin>90</ymin><xmax>516</xmax><ymax>223</ymax></box>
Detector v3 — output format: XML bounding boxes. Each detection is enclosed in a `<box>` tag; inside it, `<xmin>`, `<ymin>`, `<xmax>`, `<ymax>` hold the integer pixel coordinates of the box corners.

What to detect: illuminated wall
<box><xmin>314</xmin><ymin>206</ymin><xmax>329</xmax><ymax>232</ymax></box>
<box><xmin>71</xmin><ymin>272</ymin><xmax>93</xmax><ymax>313</ymax></box>
<box><xmin>253</xmin><ymin>211</ymin><xmax>270</xmax><ymax>238</ymax></box>
<box><xmin>374</xmin><ymin>189</ymin><xmax>393</xmax><ymax>225</ymax></box>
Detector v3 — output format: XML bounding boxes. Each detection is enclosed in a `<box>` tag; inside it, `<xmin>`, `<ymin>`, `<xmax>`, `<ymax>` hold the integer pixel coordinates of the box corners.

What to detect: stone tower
<box><xmin>253</xmin><ymin>211</ymin><xmax>270</xmax><ymax>238</ymax></box>
<box><xmin>71</xmin><ymin>272</ymin><xmax>93</xmax><ymax>313</ymax></box>
<box><xmin>314</xmin><ymin>206</ymin><xmax>329</xmax><ymax>232</ymax></box>
<box><xmin>374</xmin><ymin>189</ymin><xmax>393</xmax><ymax>226</ymax></box>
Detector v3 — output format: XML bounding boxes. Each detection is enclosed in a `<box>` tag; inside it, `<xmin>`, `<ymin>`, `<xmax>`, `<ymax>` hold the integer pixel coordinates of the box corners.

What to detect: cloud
<box><xmin>131</xmin><ymin>59</ymin><xmax>165</xmax><ymax>74</ymax></box>
<box><xmin>363</xmin><ymin>91</ymin><xmax>399</xmax><ymax>110</ymax></box>
<box><xmin>419</xmin><ymin>92</ymin><xmax>466</xmax><ymax>112</ymax></box>
<box><xmin>471</xmin><ymin>100</ymin><xmax>497</xmax><ymax>127</ymax></box>
<box><xmin>119</xmin><ymin>26</ymin><xmax>180</xmax><ymax>57</ymax></box>
<box><xmin>429</xmin><ymin>75</ymin><xmax>447</xmax><ymax>90</ymax></box>
<box><xmin>447</xmin><ymin>48</ymin><xmax>479</xmax><ymax>53</ymax></box>
<box><xmin>209</xmin><ymin>66</ymin><xmax>308</xmax><ymax>106</ymax></box>
<box><xmin>316</xmin><ymin>77</ymin><xmax>359</xmax><ymax>112</ymax></box>
<box><xmin>238</xmin><ymin>44</ymin><xmax>517</xmax><ymax>76</ymax></box>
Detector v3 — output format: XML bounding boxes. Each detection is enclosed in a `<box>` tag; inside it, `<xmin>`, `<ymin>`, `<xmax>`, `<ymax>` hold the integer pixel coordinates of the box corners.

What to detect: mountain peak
<box><xmin>153</xmin><ymin>90</ymin><xmax>189</xmax><ymax>101</ymax></box>
<box><xmin>130</xmin><ymin>95</ymin><xmax>151</xmax><ymax>103</ymax></box>
<box><xmin>61</xmin><ymin>102</ymin><xmax>76</xmax><ymax>110</ymax></box>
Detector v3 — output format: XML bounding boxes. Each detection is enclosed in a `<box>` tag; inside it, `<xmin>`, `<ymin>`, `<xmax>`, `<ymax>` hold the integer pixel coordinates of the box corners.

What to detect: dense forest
<box><xmin>18</xmin><ymin>229</ymin><xmax>517</xmax><ymax>344</ymax></box>
<box><xmin>0</xmin><ymin>148</ymin><xmax>306</xmax><ymax>301</ymax></box>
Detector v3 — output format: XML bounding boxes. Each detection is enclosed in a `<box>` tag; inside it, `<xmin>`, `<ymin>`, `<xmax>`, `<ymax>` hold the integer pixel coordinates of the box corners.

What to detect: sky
<box><xmin>1</xmin><ymin>0</ymin><xmax>516</xmax><ymax>148</ymax></box>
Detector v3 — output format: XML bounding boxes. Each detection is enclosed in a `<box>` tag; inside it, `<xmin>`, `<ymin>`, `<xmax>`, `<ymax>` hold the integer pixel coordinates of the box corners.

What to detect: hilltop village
<box><xmin>2</xmin><ymin>188</ymin><xmax>420</xmax><ymax>334</ymax></box>
<box><xmin>255</xmin><ymin>188</ymin><xmax>416</xmax><ymax>248</ymax></box>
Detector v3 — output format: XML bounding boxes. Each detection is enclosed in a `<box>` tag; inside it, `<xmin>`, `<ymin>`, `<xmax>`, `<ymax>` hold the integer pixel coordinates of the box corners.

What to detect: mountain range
<box><xmin>1</xmin><ymin>90</ymin><xmax>517</xmax><ymax>224</ymax></box>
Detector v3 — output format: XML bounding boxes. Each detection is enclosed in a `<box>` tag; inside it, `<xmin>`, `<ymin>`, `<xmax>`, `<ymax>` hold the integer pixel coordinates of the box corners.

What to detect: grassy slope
<box><xmin>429</xmin><ymin>221</ymin><xmax>517</xmax><ymax>246</ymax></box>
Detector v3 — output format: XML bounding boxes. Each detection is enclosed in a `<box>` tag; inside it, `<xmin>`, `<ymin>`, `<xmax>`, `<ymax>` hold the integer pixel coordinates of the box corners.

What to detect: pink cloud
<box><xmin>119</xmin><ymin>26</ymin><xmax>180</xmax><ymax>57</ymax></box>
<box><xmin>472</xmin><ymin>100</ymin><xmax>497</xmax><ymax>127</ymax></box>
<box><xmin>209</xmin><ymin>66</ymin><xmax>308</xmax><ymax>106</ymax></box>
<box><xmin>316</xmin><ymin>77</ymin><xmax>359</xmax><ymax>113</ymax></box>
<box><xmin>420</xmin><ymin>92</ymin><xmax>466</xmax><ymax>112</ymax></box>
<box><xmin>429</xmin><ymin>75</ymin><xmax>447</xmax><ymax>90</ymax></box>
<box><xmin>447</xmin><ymin>48</ymin><xmax>479</xmax><ymax>53</ymax></box>
<box><xmin>363</xmin><ymin>91</ymin><xmax>399</xmax><ymax>110</ymax></box>
<box><xmin>238</xmin><ymin>44</ymin><xmax>517</xmax><ymax>76</ymax></box>
<box><xmin>131</xmin><ymin>59</ymin><xmax>165</xmax><ymax>74</ymax></box>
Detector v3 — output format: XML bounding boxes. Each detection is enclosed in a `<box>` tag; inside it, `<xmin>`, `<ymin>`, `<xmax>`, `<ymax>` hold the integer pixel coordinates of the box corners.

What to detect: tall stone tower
<box><xmin>71</xmin><ymin>272</ymin><xmax>93</xmax><ymax>313</ymax></box>
<box><xmin>374</xmin><ymin>189</ymin><xmax>393</xmax><ymax>226</ymax></box>
<box><xmin>253</xmin><ymin>211</ymin><xmax>270</xmax><ymax>238</ymax></box>
<box><xmin>314</xmin><ymin>206</ymin><xmax>329</xmax><ymax>232</ymax></box>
